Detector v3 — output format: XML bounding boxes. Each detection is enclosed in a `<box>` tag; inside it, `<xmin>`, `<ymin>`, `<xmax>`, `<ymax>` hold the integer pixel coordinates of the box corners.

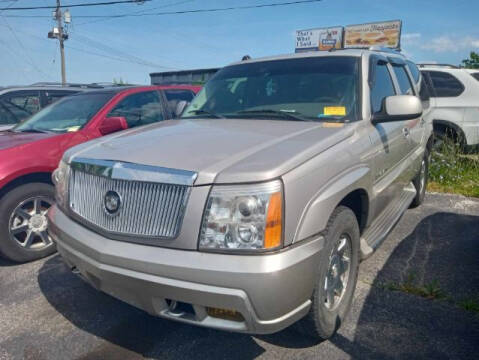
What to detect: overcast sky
<box><xmin>0</xmin><ymin>0</ymin><xmax>477</xmax><ymax>86</ymax></box>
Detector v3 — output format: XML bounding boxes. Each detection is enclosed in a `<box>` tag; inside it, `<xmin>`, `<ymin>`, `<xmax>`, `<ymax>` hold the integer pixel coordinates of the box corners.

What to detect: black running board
<box><xmin>360</xmin><ymin>183</ymin><xmax>416</xmax><ymax>259</ymax></box>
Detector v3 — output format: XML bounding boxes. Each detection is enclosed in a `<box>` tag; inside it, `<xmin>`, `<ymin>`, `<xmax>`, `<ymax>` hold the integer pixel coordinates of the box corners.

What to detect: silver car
<box><xmin>48</xmin><ymin>47</ymin><xmax>433</xmax><ymax>339</ymax></box>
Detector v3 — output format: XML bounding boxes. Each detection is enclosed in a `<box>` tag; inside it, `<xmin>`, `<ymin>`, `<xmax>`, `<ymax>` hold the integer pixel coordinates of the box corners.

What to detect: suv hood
<box><xmin>0</xmin><ymin>130</ymin><xmax>56</xmax><ymax>151</ymax></box>
<box><xmin>67</xmin><ymin>119</ymin><xmax>354</xmax><ymax>185</ymax></box>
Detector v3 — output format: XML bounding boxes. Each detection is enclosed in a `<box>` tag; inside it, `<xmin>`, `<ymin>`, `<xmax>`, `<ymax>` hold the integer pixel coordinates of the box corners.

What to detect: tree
<box><xmin>461</xmin><ymin>51</ymin><xmax>479</xmax><ymax>69</ymax></box>
<box><xmin>113</xmin><ymin>77</ymin><xmax>127</xmax><ymax>85</ymax></box>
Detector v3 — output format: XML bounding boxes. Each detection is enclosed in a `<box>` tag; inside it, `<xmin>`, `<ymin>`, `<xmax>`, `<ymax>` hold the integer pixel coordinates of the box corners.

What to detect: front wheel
<box><xmin>297</xmin><ymin>206</ymin><xmax>360</xmax><ymax>339</ymax></box>
<box><xmin>0</xmin><ymin>183</ymin><xmax>56</xmax><ymax>263</ymax></box>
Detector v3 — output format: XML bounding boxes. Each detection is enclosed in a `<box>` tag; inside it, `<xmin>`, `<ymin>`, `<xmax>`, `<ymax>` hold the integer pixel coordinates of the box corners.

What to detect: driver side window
<box><xmin>370</xmin><ymin>62</ymin><xmax>396</xmax><ymax>114</ymax></box>
<box><xmin>108</xmin><ymin>91</ymin><xmax>164</xmax><ymax>128</ymax></box>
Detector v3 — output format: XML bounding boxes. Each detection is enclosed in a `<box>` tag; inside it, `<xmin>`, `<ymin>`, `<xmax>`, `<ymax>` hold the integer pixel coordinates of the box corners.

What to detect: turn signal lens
<box><xmin>206</xmin><ymin>307</ymin><xmax>245</xmax><ymax>322</ymax></box>
<box><xmin>264</xmin><ymin>191</ymin><xmax>282</xmax><ymax>249</ymax></box>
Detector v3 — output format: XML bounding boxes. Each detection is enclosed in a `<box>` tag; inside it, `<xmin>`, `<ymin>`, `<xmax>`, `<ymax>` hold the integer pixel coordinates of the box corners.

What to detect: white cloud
<box><xmin>401</xmin><ymin>33</ymin><xmax>422</xmax><ymax>46</ymax></box>
<box><xmin>421</xmin><ymin>36</ymin><xmax>479</xmax><ymax>53</ymax></box>
<box><xmin>402</xmin><ymin>33</ymin><xmax>421</xmax><ymax>40</ymax></box>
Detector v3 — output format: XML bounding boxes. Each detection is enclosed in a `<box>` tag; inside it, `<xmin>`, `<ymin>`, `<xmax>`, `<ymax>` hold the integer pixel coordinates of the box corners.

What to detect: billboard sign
<box><xmin>295</xmin><ymin>26</ymin><xmax>343</xmax><ymax>53</ymax></box>
<box><xmin>343</xmin><ymin>20</ymin><xmax>402</xmax><ymax>49</ymax></box>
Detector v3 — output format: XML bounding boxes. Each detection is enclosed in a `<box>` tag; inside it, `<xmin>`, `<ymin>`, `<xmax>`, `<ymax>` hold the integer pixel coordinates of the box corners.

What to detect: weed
<box><xmin>458</xmin><ymin>296</ymin><xmax>479</xmax><ymax>314</ymax></box>
<box><xmin>428</xmin><ymin>140</ymin><xmax>479</xmax><ymax>198</ymax></box>
<box><xmin>380</xmin><ymin>273</ymin><xmax>445</xmax><ymax>300</ymax></box>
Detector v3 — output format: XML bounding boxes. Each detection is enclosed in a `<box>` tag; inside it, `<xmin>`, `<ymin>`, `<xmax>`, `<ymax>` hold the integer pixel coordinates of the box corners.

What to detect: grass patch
<box><xmin>458</xmin><ymin>295</ymin><xmax>479</xmax><ymax>314</ymax></box>
<box><xmin>382</xmin><ymin>273</ymin><xmax>446</xmax><ymax>300</ymax></box>
<box><xmin>379</xmin><ymin>274</ymin><xmax>479</xmax><ymax>315</ymax></box>
<box><xmin>428</xmin><ymin>142</ymin><xmax>479</xmax><ymax>198</ymax></box>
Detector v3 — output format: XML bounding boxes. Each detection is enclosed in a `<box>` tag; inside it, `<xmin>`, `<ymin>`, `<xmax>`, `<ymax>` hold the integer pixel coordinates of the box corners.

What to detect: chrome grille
<box><xmin>69</xmin><ymin>169</ymin><xmax>190</xmax><ymax>239</ymax></box>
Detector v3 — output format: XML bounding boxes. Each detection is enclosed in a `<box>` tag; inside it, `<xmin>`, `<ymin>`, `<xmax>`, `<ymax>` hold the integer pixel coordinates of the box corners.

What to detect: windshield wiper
<box><xmin>236</xmin><ymin>109</ymin><xmax>312</xmax><ymax>122</ymax></box>
<box><xmin>188</xmin><ymin>109</ymin><xmax>225</xmax><ymax>119</ymax></box>
<box><xmin>13</xmin><ymin>128</ymin><xmax>51</xmax><ymax>134</ymax></box>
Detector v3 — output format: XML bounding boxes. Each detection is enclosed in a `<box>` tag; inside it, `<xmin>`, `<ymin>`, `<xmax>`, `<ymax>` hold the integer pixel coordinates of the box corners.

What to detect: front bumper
<box><xmin>48</xmin><ymin>206</ymin><xmax>324</xmax><ymax>334</ymax></box>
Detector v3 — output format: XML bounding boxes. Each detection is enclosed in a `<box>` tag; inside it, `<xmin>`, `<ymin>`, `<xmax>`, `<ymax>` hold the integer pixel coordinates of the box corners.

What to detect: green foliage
<box><xmin>461</xmin><ymin>51</ymin><xmax>479</xmax><ymax>69</ymax></box>
<box><xmin>383</xmin><ymin>273</ymin><xmax>445</xmax><ymax>300</ymax></box>
<box><xmin>458</xmin><ymin>295</ymin><xmax>479</xmax><ymax>313</ymax></box>
<box><xmin>428</xmin><ymin>141</ymin><xmax>479</xmax><ymax>198</ymax></box>
<box><xmin>113</xmin><ymin>77</ymin><xmax>127</xmax><ymax>85</ymax></box>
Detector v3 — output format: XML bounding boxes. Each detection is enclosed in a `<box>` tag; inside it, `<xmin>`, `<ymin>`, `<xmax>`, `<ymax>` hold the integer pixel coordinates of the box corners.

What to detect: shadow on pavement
<box><xmin>343</xmin><ymin>211</ymin><xmax>479</xmax><ymax>359</ymax></box>
<box><xmin>38</xmin><ymin>212</ymin><xmax>479</xmax><ymax>359</ymax></box>
<box><xmin>0</xmin><ymin>257</ymin><xmax>18</xmax><ymax>267</ymax></box>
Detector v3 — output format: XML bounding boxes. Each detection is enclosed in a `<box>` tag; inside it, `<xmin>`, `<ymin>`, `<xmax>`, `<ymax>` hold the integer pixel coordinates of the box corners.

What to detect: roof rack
<box><xmin>29</xmin><ymin>82</ymin><xmax>105</xmax><ymax>89</ymax></box>
<box><xmin>328</xmin><ymin>46</ymin><xmax>403</xmax><ymax>55</ymax></box>
<box><xmin>417</xmin><ymin>63</ymin><xmax>460</xmax><ymax>69</ymax></box>
<box><xmin>369</xmin><ymin>46</ymin><xmax>403</xmax><ymax>55</ymax></box>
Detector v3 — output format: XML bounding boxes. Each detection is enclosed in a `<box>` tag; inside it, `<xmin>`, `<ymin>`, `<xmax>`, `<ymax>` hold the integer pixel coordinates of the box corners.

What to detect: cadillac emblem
<box><xmin>104</xmin><ymin>190</ymin><xmax>121</xmax><ymax>215</ymax></box>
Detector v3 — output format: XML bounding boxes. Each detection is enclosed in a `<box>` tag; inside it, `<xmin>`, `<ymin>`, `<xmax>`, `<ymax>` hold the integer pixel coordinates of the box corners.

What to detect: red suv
<box><xmin>0</xmin><ymin>85</ymin><xmax>200</xmax><ymax>262</ymax></box>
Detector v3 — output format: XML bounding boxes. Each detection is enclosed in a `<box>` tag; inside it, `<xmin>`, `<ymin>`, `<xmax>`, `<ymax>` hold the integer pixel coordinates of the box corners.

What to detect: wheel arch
<box><xmin>432</xmin><ymin>119</ymin><xmax>466</xmax><ymax>143</ymax></box>
<box><xmin>0</xmin><ymin>172</ymin><xmax>53</xmax><ymax>200</ymax></box>
<box><xmin>292</xmin><ymin>165</ymin><xmax>372</xmax><ymax>243</ymax></box>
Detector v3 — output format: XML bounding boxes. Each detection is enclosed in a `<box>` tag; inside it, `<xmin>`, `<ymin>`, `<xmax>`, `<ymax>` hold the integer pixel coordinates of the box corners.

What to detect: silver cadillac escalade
<box><xmin>48</xmin><ymin>47</ymin><xmax>433</xmax><ymax>339</ymax></box>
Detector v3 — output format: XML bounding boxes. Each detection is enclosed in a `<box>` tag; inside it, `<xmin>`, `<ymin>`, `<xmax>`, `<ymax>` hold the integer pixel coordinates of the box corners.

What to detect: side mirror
<box><xmin>372</xmin><ymin>95</ymin><xmax>423</xmax><ymax>123</ymax></box>
<box><xmin>98</xmin><ymin>116</ymin><xmax>128</xmax><ymax>135</ymax></box>
<box><xmin>175</xmin><ymin>100</ymin><xmax>189</xmax><ymax>118</ymax></box>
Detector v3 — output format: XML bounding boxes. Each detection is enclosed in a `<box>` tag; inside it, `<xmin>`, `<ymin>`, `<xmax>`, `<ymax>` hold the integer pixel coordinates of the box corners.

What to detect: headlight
<box><xmin>199</xmin><ymin>180</ymin><xmax>283</xmax><ymax>251</ymax></box>
<box><xmin>52</xmin><ymin>159</ymin><xmax>70</xmax><ymax>210</ymax></box>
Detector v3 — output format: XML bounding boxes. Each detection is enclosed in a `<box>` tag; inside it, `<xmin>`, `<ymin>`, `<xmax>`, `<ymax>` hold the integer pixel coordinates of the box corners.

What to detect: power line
<box><xmin>0</xmin><ymin>15</ymin><xmax>52</xmax><ymax>79</ymax></box>
<box><xmin>0</xmin><ymin>0</ymin><xmax>150</xmax><ymax>11</ymax></box>
<box><xmin>65</xmin><ymin>44</ymin><xmax>176</xmax><ymax>69</ymax></box>
<box><xmin>2</xmin><ymin>0</ymin><xmax>322</xmax><ymax>18</ymax></box>
<box><xmin>0</xmin><ymin>22</ymin><xmax>177</xmax><ymax>70</ymax></box>
<box><xmin>70</xmin><ymin>33</ymin><xmax>177</xmax><ymax>69</ymax></box>
<box><xmin>74</xmin><ymin>0</ymin><xmax>193</xmax><ymax>26</ymax></box>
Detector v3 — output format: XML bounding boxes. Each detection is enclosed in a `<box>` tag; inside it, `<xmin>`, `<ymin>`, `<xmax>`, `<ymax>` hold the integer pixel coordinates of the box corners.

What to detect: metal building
<box><xmin>150</xmin><ymin>68</ymin><xmax>219</xmax><ymax>85</ymax></box>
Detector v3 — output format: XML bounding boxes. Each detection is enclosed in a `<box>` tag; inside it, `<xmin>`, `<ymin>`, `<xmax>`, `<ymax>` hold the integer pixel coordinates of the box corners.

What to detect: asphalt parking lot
<box><xmin>0</xmin><ymin>193</ymin><xmax>478</xmax><ymax>360</ymax></box>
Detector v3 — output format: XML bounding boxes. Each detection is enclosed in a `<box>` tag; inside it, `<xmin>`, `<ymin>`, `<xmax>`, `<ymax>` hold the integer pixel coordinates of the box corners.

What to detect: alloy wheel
<box><xmin>324</xmin><ymin>234</ymin><xmax>352</xmax><ymax>311</ymax></box>
<box><xmin>9</xmin><ymin>196</ymin><xmax>53</xmax><ymax>250</ymax></box>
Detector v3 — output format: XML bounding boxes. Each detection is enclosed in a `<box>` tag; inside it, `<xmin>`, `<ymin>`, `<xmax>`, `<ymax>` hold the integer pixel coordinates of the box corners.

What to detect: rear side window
<box><xmin>470</xmin><ymin>72</ymin><xmax>479</xmax><ymax>81</ymax></box>
<box><xmin>406</xmin><ymin>61</ymin><xmax>421</xmax><ymax>84</ymax></box>
<box><xmin>164</xmin><ymin>89</ymin><xmax>195</xmax><ymax>114</ymax></box>
<box><xmin>370</xmin><ymin>62</ymin><xmax>396</xmax><ymax>114</ymax></box>
<box><xmin>392</xmin><ymin>65</ymin><xmax>415</xmax><ymax>95</ymax></box>
<box><xmin>109</xmin><ymin>91</ymin><xmax>164</xmax><ymax>128</ymax></box>
<box><xmin>426</xmin><ymin>71</ymin><xmax>465</xmax><ymax>97</ymax></box>
<box><xmin>164</xmin><ymin>89</ymin><xmax>195</xmax><ymax>102</ymax></box>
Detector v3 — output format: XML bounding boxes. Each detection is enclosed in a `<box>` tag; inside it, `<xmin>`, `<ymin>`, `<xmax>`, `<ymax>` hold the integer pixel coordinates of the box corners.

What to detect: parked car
<box><xmin>418</xmin><ymin>64</ymin><xmax>479</xmax><ymax>149</ymax></box>
<box><xmin>0</xmin><ymin>83</ymin><xmax>99</xmax><ymax>131</ymax></box>
<box><xmin>0</xmin><ymin>84</ymin><xmax>200</xmax><ymax>262</ymax></box>
<box><xmin>48</xmin><ymin>48</ymin><xmax>432</xmax><ymax>339</ymax></box>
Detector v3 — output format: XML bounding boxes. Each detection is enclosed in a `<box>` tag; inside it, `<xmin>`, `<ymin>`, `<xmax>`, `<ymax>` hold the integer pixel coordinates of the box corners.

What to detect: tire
<box><xmin>0</xmin><ymin>183</ymin><xmax>56</xmax><ymax>263</ymax></box>
<box><xmin>297</xmin><ymin>205</ymin><xmax>360</xmax><ymax>340</ymax></box>
<box><xmin>410</xmin><ymin>148</ymin><xmax>429</xmax><ymax>208</ymax></box>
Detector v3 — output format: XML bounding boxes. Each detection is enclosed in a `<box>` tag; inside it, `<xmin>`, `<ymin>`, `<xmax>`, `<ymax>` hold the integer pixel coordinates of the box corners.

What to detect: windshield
<box><xmin>13</xmin><ymin>92</ymin><xmax>114</xmax><ymax>133</ymax></box>
<box><xmin>182</xmin><ymin>56</ymin><xmax>360</xmax><ymax>122</ymax></box>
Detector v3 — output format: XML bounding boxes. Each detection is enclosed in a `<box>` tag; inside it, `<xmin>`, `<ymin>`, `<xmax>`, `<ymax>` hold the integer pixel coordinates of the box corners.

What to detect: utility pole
<box><xmin>48</xmin><ymin>0</ymin><xmax>70</xmax><ymax>85</ymax></box>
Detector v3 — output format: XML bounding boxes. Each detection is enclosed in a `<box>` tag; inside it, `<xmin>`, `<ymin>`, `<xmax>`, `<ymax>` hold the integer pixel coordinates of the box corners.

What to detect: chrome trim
<box><xmin>70</xmin><ymin>157</ymin><xmax>197</xmax><ymax>186</ymax></box>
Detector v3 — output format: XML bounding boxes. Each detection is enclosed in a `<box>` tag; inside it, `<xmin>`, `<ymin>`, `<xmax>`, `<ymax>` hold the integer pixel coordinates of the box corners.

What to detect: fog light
<box><xmin>206</xmin><ymin>307</ymin><xmax>244</xmax><ymax>322</ymax></box>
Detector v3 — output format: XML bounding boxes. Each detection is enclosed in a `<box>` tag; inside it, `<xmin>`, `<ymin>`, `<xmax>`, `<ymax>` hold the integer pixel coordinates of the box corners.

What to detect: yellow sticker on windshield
<box><xmin>66</xmin><ymin>126</ymin><xmax>81</xmax><ymax>132</ymax></box>
<box><xmin>324</xmin><ymin>106</ymin><xmax>346</xmax><ymax>116</ymax></box>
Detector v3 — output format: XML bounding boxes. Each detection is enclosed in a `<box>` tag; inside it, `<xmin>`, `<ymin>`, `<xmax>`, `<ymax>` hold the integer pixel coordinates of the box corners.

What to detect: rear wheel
<box><xmin>297</xmin><ymin>206</ymin><xmax>360</xmax><ymax>339</ymax></box>
<box><xmin>410</xmin><ymin>149</ymin><xmax>429</xmax><ymax>208</ymax></box>
<box><xmin>0</xmin><ymin>183</ymin><xmax>56</xmax><ymax>262</ymax></box>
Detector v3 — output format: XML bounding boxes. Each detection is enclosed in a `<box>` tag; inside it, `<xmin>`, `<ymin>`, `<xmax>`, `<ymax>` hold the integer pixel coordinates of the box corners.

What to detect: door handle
<box><xmin>402</xmin><ymin>127</ymin><xmax>410</xmax><ymax>137</ymax></box>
